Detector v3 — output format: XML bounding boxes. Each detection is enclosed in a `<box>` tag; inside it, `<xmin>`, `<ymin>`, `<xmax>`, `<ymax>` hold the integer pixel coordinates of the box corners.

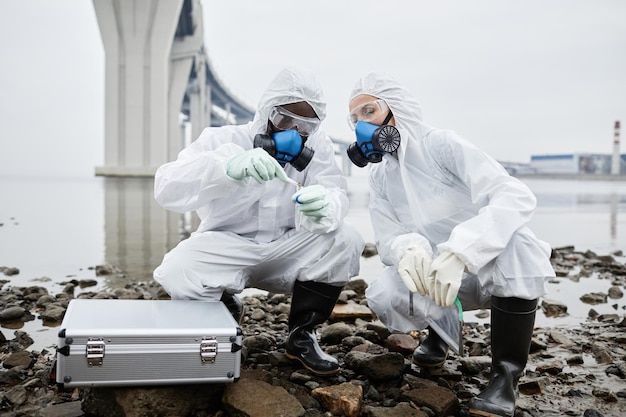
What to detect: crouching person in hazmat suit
<box><xmin>153</xmin><ymin>67</ymin><xmax>364</xmax><ymax>376</ymax></box>
<box><xmin>345</xmin><ymin>72</ymin><xmax>555</xmax><ymax>416</ymax></box>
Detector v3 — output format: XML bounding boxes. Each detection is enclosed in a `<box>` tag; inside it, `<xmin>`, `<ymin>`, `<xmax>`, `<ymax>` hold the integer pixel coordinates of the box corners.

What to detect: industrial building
<box><xmin>529</xmin><ymin>153</ymin><xmax>626</xmax><ymax>175</ymax></box>
<box><xmin>503</xmin><ymin>121</ymin><xmax>623</xmax><ymax>176</ymax></box>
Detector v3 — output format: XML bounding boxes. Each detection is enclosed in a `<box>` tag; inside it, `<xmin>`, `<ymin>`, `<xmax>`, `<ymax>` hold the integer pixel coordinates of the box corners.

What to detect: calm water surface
<box><xmin>2</xmin><ymin>170</ymin><xmax>626</xmax><ymax>351</ymax></box>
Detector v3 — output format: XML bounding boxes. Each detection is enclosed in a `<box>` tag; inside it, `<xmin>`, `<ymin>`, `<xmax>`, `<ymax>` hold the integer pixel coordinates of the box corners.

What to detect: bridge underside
<box><xmin>93</xmin><ymin>0</ymin><xmax>254</xmax><ymax>177</ymax></box>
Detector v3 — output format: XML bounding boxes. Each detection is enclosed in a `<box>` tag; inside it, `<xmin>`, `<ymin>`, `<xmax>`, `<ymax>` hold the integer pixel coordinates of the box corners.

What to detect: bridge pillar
<box><xmin>93</xmin><ymin>0</ymin><xmax>197</xmax><ymax>177</ymax></box>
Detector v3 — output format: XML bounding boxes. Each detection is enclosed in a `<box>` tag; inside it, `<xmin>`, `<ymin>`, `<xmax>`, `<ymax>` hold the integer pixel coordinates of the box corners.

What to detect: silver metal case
<box><xmin>56</xmin><ymin>299</ymin><xmax>242</xmax><ymax>388</ymax></box>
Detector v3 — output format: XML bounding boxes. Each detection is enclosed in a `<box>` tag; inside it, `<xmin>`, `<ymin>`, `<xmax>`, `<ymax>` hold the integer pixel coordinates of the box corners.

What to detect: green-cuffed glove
<box><xmin>291</xmin><ymin>184</ymin><xmax>329</xmax><ymax>220</ymax></box>
<box><xmin>397</xmin><ymin>246</ymin><xmax>432</xmax><ymax>295</ymax></box>
<box><xmin>428</xmin><ymin>251</ymin><xmax>466</xmax><ymax>307</ymax></box>
<box><xmin>226</xmin><ymin>148</ymin><xmax>288</xmax><ymax>183</ymax></box>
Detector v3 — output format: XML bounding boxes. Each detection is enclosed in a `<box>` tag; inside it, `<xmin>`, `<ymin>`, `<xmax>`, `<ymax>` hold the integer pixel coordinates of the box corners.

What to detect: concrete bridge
<box><xmin>93</xmin><ymin>0</ymin><xmax>255</xmax><ymax>177</ymax></box>
<box><xmin>92</xmin><ymin>0</ymin><xmax>351</xmax><ymax>177</ymax></box>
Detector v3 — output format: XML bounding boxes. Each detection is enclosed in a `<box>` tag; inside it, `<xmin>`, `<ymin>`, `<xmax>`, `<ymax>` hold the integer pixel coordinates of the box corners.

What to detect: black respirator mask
<box><xmin>254</xmin><ymin>130</ymin><xmax>314</xmax><ymax>171</ymax></box>
<box><xmin>346</xmin><ymin>111</ymin><xmax>401</xmax><ymax>167</ymax></box>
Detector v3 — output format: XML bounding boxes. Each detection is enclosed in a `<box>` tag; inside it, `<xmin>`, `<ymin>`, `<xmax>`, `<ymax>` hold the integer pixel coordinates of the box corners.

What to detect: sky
<box><xmin>0</xmin><ymin>0</ymin><xmax>625</xmax><ymax>178</ymax></box>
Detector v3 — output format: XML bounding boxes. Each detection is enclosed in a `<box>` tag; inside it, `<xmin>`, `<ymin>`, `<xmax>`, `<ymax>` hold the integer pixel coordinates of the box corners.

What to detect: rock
<box><xmin>36</xmin><ymin>294</ymin><xmax>57</xmax><ymax>307</ymax></box>
<box><xmin>549</xmin><ymin>330</ymin><xmax>574</xmax><ymax>346</ymax></box>
<box><xmin>518</xmin><ymin>376</ymin><xmax>549</xmax><ymax>395</ymax></box>
<box><xmin>39</xmin><ymin>304</ymin><xmax>66</xmax><ymax>322</ymax></box>
<box><xmin>608</xmin><ymin>286</ymin><xmax>624</xmax><ymax>299</ymax></box>
<box><xmin>78</xmin><ymin>279</ymin><xmax>98</xmax><ymax>288</ymax></box>
<box><xmin>222</xmin><ymin>378</ymin><xmax>305</xmax><ymax>417</ymax></box>
<box><xmin>311</xmin><ymin>382</ymin><xmax>363</xmax><ymax>417</ymax></box>
<box><xmin>242</xmin><ymin>334</ymin><xmax>274</xmax><ymax>352</ymax></box>
<box><xmin>541</xmin><ymin>298</ymin><xmax>568</xmax><ymax>317</ymax></box>
<box><xmin>402</xmin><ymin>385</ymin><xmax>460</xmax><ymax>416</ymax></box>
<box><xmin>458</xmin><ymin>355</ymin><xmax>491</xmax><ymax>374</ymax></box>
<box><xmin>345</xmin><ymin>278</ymin><xmax>368</xmax><ymax>297</ymax></box>
<box><xmin>4</xmin><ymin>385</ymin><xmax>28</xmax><ymax>406</ymax></box>
<box><xmin>535</xmin><ymin>360</ymin><xmax>564</xmax><ymax>375</ymax></box>
<box><xmin>344</xmin><ymin>350</ymin><xmax>406</xmax><ymax>380</ymax></box>
<box><xmin>0</xmin><ymin>306</ymin><xmax>26</xmax><ymax>322</ymax></box>
<box><xmin>364</xmin><ymin>402</ymin><xmax>428</xmax><ymax>417</ymax></box>
<box><xmin>2</xmin><ymin>350</ymin><xmax>34</xmax><ymax>369</ymax></box>
<box><xmin>385</xmin><ymin>333</ymin><xmax>418</xmax><ymax>355</ymax></box>
<box><xmin>39</xmin><ymin>400</ymin><xmax>84</xmax><ymax>417</ymax></box>
<box><xmin>94</xmin><ymin>264</ymin><xmax>121</xmax><ymax>276</ymax></box>
<box><xmin>362</xmin><ymin>243</ymin><xmax>378</xmax><ymax>258</ymax></box>
<box><xmin>1</xmin><ymin>267</ymin><xmax>20</xmax><ymax>276</ymax></box>
<box><xmin>2</xmin><ymin>247</ymin><xmax>626</xmax><ymax>416</ymax></box>
<box><xmin>331</xmin><ymin>302</ymin><xmax>373</xmax><ymax>320</ymax></box>
<box><xmin>580</xmin><ymin>292</ymin><xmax>608</xmax><ymax>305</ymax></box>
<box><xmin>82</xmin><ymin>384</ymin><xmax>224</xmax><ymax>417</ymax></box>
<box><xmin>320</xmin><ymin>322</ymin><xmax>353</xmax><ymax>344</ymax></box>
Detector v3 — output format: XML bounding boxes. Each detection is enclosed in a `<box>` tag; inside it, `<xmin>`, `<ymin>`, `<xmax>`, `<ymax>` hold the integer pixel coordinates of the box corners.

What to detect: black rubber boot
<box><xmin>468</xmin><ymin>296</ymin><xmax>538</xmax><ymax>417</ymax></box>
<box><xmin>412</xmin><ymin>326</ymin><xmax>450</xmax><ymax>368</ymax></box>
<box><xmin>220</xmin><ymin>292</ymin><xmax>244</xmax><ymax>324</ymax></box>
<box><xmin>285</xmin><ymin>280</ymin><xmax>343</xmax><ymax>375</ymax></box>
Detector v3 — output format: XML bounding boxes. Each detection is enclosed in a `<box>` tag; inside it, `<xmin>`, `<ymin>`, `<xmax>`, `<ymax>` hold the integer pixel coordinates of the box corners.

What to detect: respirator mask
<box><xmin>346</xmin><ymin>99</ymin><xmax>400</xmax><ymax>167</ymax></box>
<box><xmin>254</xmin><ymin>106</ymin><xmax>319</xmax><ymax>171</ymax></box>
<box><xmin>254</xmin><ymin>130</ymin><xmax>314</xmax><ymax>171</ymax></box>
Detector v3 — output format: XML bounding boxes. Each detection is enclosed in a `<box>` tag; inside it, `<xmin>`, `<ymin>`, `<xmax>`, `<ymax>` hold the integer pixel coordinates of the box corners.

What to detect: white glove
<box><xmin>428</xmin><ymin>251</ymin><xmax>466</xmax><ymax>307</ymax></box>
<box><xmin>226</xmin><ymin>148</ymin><xmax>288</xmax><ymax>183</ymax></box>
<box><xmin>397</xmin><ymin>246</ymin><xmax>432</xmax><ymax>295</ymax></box>
<box><xmin>291</xmin><ymin>184</ymin><xmax>329</xmax><ymax>220</ymax></box>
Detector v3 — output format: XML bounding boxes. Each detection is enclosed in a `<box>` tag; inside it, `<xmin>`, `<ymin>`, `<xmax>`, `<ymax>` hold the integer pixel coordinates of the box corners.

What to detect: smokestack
<box><xmin>611</xmin><ymin>120</ymin><xmax>621</xmax><ymax>175</ymax></box>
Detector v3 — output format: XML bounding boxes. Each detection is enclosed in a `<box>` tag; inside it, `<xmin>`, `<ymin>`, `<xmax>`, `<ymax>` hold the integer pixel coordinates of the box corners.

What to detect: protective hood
<box><xmin>252</xmin><ymin>67</ymin><xmax>326</xmax><ymax>134</ymax></box>
<box><xmin>349</xmin><ymin>72</ymin><xmax>435</xmax><ymax>227</ymax></box>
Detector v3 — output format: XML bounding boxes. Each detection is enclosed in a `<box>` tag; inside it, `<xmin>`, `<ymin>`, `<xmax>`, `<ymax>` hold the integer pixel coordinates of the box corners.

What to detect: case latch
<box><xmin>200</xmin><ymin>336</ymin><xmax>218</xmax><ymax>364</ymax></box>
<box><xmin>86</xmin><ymin>338</ymin><xmax>105</xmax><ymax>367</ymax></box>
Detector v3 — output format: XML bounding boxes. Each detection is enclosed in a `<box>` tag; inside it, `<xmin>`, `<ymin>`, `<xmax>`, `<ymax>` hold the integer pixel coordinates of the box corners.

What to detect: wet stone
<box><xmin>608</xmin><ymin>286</ymin><xmax>624</xmax><ymax>299</ymax></box>
<box><xmin>541</xmin><ymin>298</ymin><xmax>568</xmax><ymax>317</ymax></box>
<box><xmin>0</xmin><ymin>306</ymin><xmax>26</xmax><ymax>322</ymax></box>
<box><xmin>1</xmin><ymin>267</ymin><xmax>20</xmax><ymax>276</ymax></box>
<box><xmin>402</xmin><ymin>385</ymin><xmax>460</xmax><ymax>416</ymax></box>
<box><xmin>385</xmin><ymin>333</ymin><xmax>418</xmax><ymax>355</ymax></box>
<box><xmin>2</xmin><ymin>350</ymin><xmax>34</xmax><ymax>369</ymax></box>
<box><xmin>580</xmin><ymin>292</ymin><xmax>608</xmax><ymax>305</ymax></box>
<box><xmin>1</xmin><ymin>246</ymin><xmax>626</xmax><ymax>416</ymax></box>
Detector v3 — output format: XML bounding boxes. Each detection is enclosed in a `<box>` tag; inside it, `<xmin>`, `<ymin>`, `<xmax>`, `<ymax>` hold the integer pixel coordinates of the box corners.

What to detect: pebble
<box><xmin>0</xmin><ymin>246</ymin><xmax>624</xmax><ymax>416</ymax></box>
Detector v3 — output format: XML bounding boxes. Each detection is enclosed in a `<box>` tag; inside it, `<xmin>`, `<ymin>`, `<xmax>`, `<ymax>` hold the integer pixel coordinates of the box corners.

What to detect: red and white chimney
<box><xmin>611</xmin><ymin>120</ymin><xmax>621</xmax><ymax>175</ymax></box>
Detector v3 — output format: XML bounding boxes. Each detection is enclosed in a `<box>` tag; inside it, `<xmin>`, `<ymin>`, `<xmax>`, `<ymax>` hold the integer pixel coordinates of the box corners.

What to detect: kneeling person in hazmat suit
<box><xmin>345</xmin><ymin>72</ymin><xmax>555</xmax><ymax>416</ymax></box>
<box><xmin>153</xmin><ymin>67</ymin><xmax>364</xmax><ymax>376</ymax></box>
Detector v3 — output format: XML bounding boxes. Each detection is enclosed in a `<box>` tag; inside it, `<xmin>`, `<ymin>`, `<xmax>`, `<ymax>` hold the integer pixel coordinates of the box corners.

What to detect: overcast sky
<box><xmin>1</xmin><ymin>0</ymin><xmax>625</xmax><ymax>178</ymax></box>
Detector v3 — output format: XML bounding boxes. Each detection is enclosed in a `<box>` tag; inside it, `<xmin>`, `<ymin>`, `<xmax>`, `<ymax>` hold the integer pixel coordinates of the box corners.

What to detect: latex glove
<box><xmin>397</xmin><ymin>246</ymin><xmax>432</xmax><ymax>295</ymax></box>
<box><xmin>428</xmin><ymin>251</ymin><xmax>466</xmax><ymax>307</ymax></box>
<box><xmin>291</xmin><ymin>184</ymin><xmax>329</xmax><ymax>220</ymax></box>
<box><xmin>226</xmin><ymin>148</ymin><xmax>288</xmax><ymax>183</ymax></box>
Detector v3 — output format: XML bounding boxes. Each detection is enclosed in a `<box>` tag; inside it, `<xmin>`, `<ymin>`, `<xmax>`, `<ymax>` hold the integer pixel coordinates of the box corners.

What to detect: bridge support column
<box><xmin>169</xmin><ymin>4</ymin><xmax>208</xmax><ymax>160</ymax></box>
<box><xmin>93</xmin><ymin>0</ymin><xmax>185</xmax><ymax>176</ymax></box>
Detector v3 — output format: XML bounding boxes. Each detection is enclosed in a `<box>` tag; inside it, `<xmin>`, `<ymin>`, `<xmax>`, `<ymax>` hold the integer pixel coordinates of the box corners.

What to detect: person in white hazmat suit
<box><xmin>345</xmin><ymin>72</ymin><xmax>555</xmax><ymax>417</ymax></box>
<box><xmin>153</xmin><ymin>67</ymin><xmax>364</xmax><ymax>376</ymax></box>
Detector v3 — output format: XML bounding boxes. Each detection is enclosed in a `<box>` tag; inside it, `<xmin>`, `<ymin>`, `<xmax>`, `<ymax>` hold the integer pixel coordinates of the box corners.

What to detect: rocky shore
<box><xmin>1</xmin><ymin>246</ymin><xmax>625</xmax><ymax>417</ymax></box>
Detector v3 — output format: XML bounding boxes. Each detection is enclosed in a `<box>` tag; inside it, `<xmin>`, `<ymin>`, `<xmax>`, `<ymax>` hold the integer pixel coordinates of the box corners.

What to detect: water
<box><xmin>1</xmin><ymin>170</ymin><xmax>626</xmax><ymax>351</ymax></box>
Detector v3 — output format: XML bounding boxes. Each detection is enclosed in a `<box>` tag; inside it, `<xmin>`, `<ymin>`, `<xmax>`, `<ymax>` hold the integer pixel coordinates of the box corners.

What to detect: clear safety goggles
<box><xmin>347</xmin><ymin>99</ymin><xmax>390</xmax><ymax>130</ymax></box>
<box><xmin>269</xmin><ymin>106</ymin><xmax>320</xmax><ymax>136</ymax></box>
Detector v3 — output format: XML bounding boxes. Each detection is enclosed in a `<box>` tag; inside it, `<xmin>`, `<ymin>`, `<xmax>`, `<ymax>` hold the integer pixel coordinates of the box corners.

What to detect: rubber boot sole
<box><xmin>413</xmin><ymin>347</ymin><xmax>449</xmax><ymax>368</ymax></box>
<box><xmin>285</xmin><ymin>352</ymin><xmax>340</xmax><ymax>376</ymax></box>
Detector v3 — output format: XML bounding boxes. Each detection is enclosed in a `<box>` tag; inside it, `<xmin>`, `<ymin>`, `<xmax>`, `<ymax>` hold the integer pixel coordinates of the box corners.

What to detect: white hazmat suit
<box><xmin>153</xmin><ymin>67</ymin><xmax>364</xmax><ymax>301</ymax></box>
<box><xmin>351</xmin><ymin>73</ymin><xmax>555</xmax><ymax>344</ymax></box>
